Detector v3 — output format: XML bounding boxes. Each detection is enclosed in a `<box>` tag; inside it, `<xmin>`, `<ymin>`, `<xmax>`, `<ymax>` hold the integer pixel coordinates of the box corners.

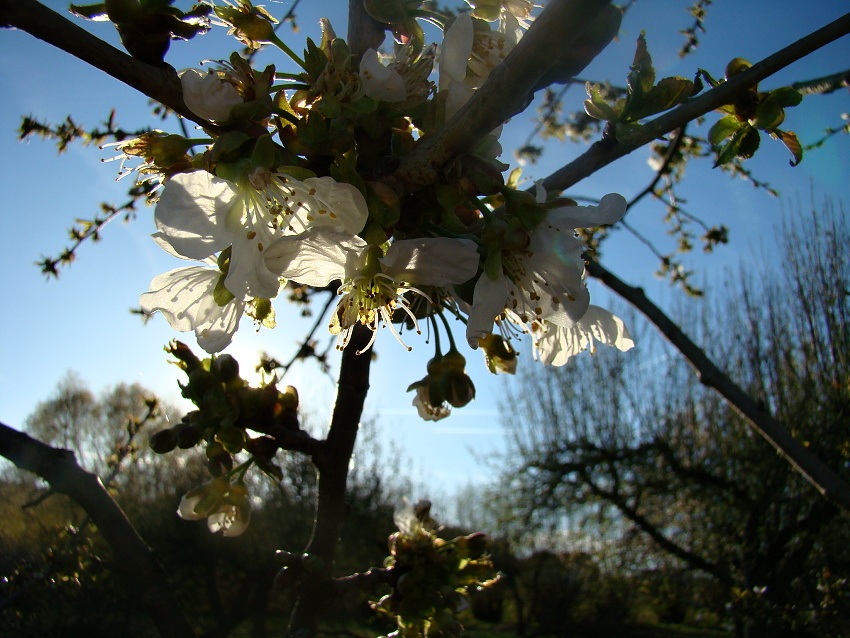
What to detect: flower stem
<box><xmin>271</xmin><ymin>33</ymin><xmax>307</xmax><ymax>70</ymax></box>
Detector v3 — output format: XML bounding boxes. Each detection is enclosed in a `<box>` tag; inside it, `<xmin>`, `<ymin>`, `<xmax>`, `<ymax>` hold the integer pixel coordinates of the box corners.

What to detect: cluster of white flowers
<box><xmin>137</xmin><ymin>0</ymin><xmax>634</xmax><ymax>422</ymax></box>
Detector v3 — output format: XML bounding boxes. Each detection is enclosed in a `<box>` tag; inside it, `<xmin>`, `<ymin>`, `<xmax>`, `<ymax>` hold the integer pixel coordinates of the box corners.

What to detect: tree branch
<box><xmin>587</xmin><ymin>260</ymin><xmax>850</xmax><ymax>514</ymax></box>
<box><xmin>0</xmin><ymin>0</ymin><xmax>210</xmax><ymax>127</ymax></box>
<box><xmin>390</xmin><ymin>0</ymin><xmax>614</xmax><ymax>193</ymax></box>
<box><xmin>542</xmin><ymin>11</ymin><xmax>850</xmax><ymax>192</ymax></box>
<box><xmin>285</xmin><ymin>324</ymin><xmax>374</xmax><ymax>637</ymax></box>
<box><xmin>0</xmin><ymin>421</ymin><xmax>196</xmax><ymax>638</ymax></box>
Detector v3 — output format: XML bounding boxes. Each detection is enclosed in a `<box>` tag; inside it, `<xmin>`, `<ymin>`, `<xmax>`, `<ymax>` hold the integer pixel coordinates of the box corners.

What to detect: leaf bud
<box><xmin>167</xmin><ymin>340</ymin><xmax>202</xmax><ymax>373</ymax></box>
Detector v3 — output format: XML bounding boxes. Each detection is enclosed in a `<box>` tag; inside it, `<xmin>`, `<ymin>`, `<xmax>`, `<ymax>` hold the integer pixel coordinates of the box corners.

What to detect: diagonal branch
<box><xmin>390</xmin><ymin>0</ymin><xmax>615</xmax><ymax>193</ymax></box>
<box><xmin>0</xmin><ymin>421</ymin><xmax>196</xmax><ymax>638</ymax></box>
<box><xmin>542</xmin><ymin>11</ymin><xmax>850</xmax><ymax>193</ymax></box>
<box><xmin>0</xmin><ymin>0</ymin><xmax>210</xmax><ymax>127</ymax></box>
<box><xmin>586</xmin><ymin>260</ymin><xmax>850</xmax><ymax>514</ymax></box>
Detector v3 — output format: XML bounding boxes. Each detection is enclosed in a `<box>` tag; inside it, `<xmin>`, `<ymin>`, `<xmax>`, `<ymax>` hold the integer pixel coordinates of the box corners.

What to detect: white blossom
<box><xmin>466</xmin><ymin>192</ymin><xmax>627</xmax><ymax>348</ymax></box>
<box><xmin>530</xmin><ymin>305</ymin><xmax>635</xmax><ymax>366</ymax></box>
<box><xmin>140</xmin><ymin>265</ymin><xmax>246</xmax><ymax>354</ymax></box>
<box><xmin>264</xmin><ymin>228</ymin><xmax>480</xmax><ymax>353</ymax></box>
<box><xmin>179</xmin><ymin>68</ymin><xmax>242</xmax><ymax>122</ymax></box>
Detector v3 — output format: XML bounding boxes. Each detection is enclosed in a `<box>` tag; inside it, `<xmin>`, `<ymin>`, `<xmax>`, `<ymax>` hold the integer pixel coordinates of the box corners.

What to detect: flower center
<box><xmin>332</xmin><ymin>273</ymin><xmax>430</xmax><ymax>354</ymax></box>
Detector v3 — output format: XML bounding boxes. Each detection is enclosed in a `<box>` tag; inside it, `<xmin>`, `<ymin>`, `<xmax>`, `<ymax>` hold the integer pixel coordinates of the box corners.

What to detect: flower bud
<box><xmin>149</xmin><ymin>427</ymin><xmax>178</xmax><ymax>454</ymax></box>
<box><xmin>216</xmin><ymin>425</ymin><xmax>246</xmax><ymax>454</ymax></box>
<box><xmin>211</xmin><ymin>353</ymin><xmax>240</xmax><ymax>383</ymax></box>
<box><xmin>214</xmin><ymin>2</ymin><xmax>277</xmax><ymax>48</ymax></box>
<box><xmin>176</xmin><ymin>423</ymin><xmax>203</xmax><ymax>449</ymax></box>
<box><xmin>441</xmin><ymin>350</ymin><xmax>475</xmax><ymax>408</ymax></box>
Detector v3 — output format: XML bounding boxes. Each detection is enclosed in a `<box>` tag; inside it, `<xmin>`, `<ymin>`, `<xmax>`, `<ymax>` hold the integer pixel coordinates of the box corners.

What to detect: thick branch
<box><xmin>285</xmin><ymin>323</ymin><xmax>373</xmax><ymax>637</ymax></box>
<box><xmin>0</xmin><ymin>0</ymin><xmax>210</xmax><ymax>126</ymax></box>
<box><xmin>543</xmin><ymin>11</ymin><xmax>850</xmax><ymax>192</ymax></box>
<box><xmin>390</xmin><ymin>0</ymin><xmax>614</xmax><ymax>193</ymax></box>
<box><xmin>0</xmin><ymin>421</ymin><xmax>196</xmax><ymax>638</ymax></box>
<box><xmin>346</xmin><ymin>0</ymin><xmax>385</xmax><ymax>61</ymax></box>
<box><xmin>587</xmin><ymin>261</ymin><xmax>850</xmax><ymax>514</ymax></box>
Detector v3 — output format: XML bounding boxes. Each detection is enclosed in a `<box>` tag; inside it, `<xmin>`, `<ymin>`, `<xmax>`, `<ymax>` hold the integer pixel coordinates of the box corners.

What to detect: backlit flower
<box><xmin>264</xmin><ymin>229</ymin><xmax>480</xmax><ymax>353</ymax></box>
<box><xmin>530</xmin><ymin>305</ymin><xmax>635</xmax><ymax>366</ymax></box>
<box><xmin>466</xmin><ymin>192</ymin><xmax>627</xmax><ymax>348</ymax></box>
<box><xmin>140</xmin><ymin>264</ymin><xmax>246</xmax><ymax>354</ymax></box>
<box><xmin>177</xmin><ymin>477</ymin><xmax>251</xmax><ymax>537</ymax></box>
<box><xmin>439</xmin><ymin>12</ymin><xmax>521</xmax><ymax>117</ymax></box>
<box><xmin>153</xmin><ymin>169</ymin><xmax>369</xmax><ymax>300</ymax></box>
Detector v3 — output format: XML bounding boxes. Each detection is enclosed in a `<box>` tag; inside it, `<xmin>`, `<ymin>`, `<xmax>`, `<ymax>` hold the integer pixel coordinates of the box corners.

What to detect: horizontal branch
<box><xmin>390</xmin><ymin>0</ymin><xmax>613</xmax><ymax>193</ymax></box>
<box><xmin>0</xmin><ymin>421</ymin><xmax>196</xmax><ymax>638</ymax></box>
<box><xmin>0</xmin><ymin>0</ymin><xmax>210</xmax><ymax>127</ymax></box>
<box><xmin>543</xmin><ymin>11</ymin><xmax>850</xmax><ymax>192</ymax></box>
<box><xmin>587</xmin><ymin>261</ymin><xmax>850</xmax><ymax>514</ymax></box>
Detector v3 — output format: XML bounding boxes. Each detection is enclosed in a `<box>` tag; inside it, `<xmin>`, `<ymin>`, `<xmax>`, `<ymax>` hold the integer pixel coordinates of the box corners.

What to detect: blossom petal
<box><xmin>533</xmin><ymin>306</ymin><xmax>634</xmax><ymax>366</ymax></box>
<box><xmin>466</xmin><ymin>272</ymin><xmax>512</xmax><ymax>348</ymax></box>
<box><xmin>225</xmin><ymin>229</ymin><xmax>281</xmax><ymax>300</ymax></box>
<box><xmin>302</xmin><ymin>176</ymin><xmax>370</xmax><ymax>235</ymax></box>
<box><xmin>180</xmin><ymin>68</ymin><xmax>242</xmax><ymax>122</ymax></box>
<box><xmin>439</xmin><ymin>13</ymin><xmax>474</xmax><ymax>91</ymax></box>
<box><xmin>381</xmin><ymin>238</ymin><xmax>480</xmax><ymax>286</ymax></box>
<box><xmin>546</xmin><ymin>193</ymin><xmax>627</xmax><ymax>229</ymax></box>
<box><xmin>360</xmin><ymin>48</ymin><xmax>407</xmax><ymax>102</ymax></box>
<box><xmin>154</xmin><ymin>171</ymin><xmax>236</xmax><ymax>260</ymax></box>
<box><xmin>263</xmin><ymin>227</ymin><xmax>366</xmax><ymax>287</ymax></box>
<box><xmin>139</xmin><ymin>266</ymin><xmax>245</xmax><ymax>353</ymax></box>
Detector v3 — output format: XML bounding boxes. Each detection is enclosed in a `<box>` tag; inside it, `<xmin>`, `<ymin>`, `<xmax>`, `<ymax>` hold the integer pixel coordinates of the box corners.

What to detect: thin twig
<box><xmin>542</xmin><ymin>11</ymin><xmax>850</xmax><ymax>192</ymax></box>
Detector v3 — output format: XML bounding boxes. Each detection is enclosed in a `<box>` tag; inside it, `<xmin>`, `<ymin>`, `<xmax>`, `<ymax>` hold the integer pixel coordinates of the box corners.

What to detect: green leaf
<box><xmin>584</xmin><ymin>83</ymin><xmax>621</xmax><ymax>122</ymax></box>
<box><xmin>708</xmin><ymin>115</ymin><xmax>742</xmax><ymax>145</ymax></box>
<box><xmin>627</xmin><ymin>32</ymin><xmax>656</xmax><ymax>96</ymax></box>
<box><xmin>211</xmin><ymin>131</ymin><xmax>252</xmax><ymax>162</ymax></box>
<box><xmin>714</xmin><ymin>126</ymin><xmax>746</xmax><ymax>166</ymax></box>
<box><xmin>250</xmin><ymin>134</ymin><xmax>279</xmax><ymax>171</ymax></box>
<box><xmin>627</xmin><ymin>76</ymin><xmax>695</xmax><ymax>121</ymax></box>
<box><xmin>763</xmin><ymin>86</ymin><xmax>803</xmax><ymax>110</ymax></box>
<box><xmin>737</xmin><ymin>127</ymin><xmax>761</xmax><ymax>159</ymax></box>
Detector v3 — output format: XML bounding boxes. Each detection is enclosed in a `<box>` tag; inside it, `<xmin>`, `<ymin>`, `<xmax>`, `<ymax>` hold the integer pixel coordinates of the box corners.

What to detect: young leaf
<box><xmin>772</xmin><ymin>129</ymin><xmax>803</xmax><ymax>166</ymax></box>
<box><xmin>709</xmin><ymin>115</ymin><xmax>742</xmax><ymax>145</ymax></box>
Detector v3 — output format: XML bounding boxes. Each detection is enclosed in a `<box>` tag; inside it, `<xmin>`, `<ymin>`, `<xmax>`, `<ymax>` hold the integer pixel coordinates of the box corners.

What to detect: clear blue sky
<box><xmin>1</xmin><ymin>1</ymin><xmax>848</xmax><ymax>493</ymax></box>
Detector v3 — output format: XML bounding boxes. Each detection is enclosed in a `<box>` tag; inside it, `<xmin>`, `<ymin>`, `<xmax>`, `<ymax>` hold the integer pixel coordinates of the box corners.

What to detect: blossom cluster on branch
<box><xmin>105</xmin><ymin>0</ymin><xmax>636</xmax><ymax>426</ymax></box>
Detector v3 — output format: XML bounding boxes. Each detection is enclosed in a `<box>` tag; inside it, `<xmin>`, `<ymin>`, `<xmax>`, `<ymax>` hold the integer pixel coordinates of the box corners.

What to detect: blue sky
<box><xmin>1</xmin><ymin>1</ymin><xmax>848</xmax><ymax>493</ymax></box>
